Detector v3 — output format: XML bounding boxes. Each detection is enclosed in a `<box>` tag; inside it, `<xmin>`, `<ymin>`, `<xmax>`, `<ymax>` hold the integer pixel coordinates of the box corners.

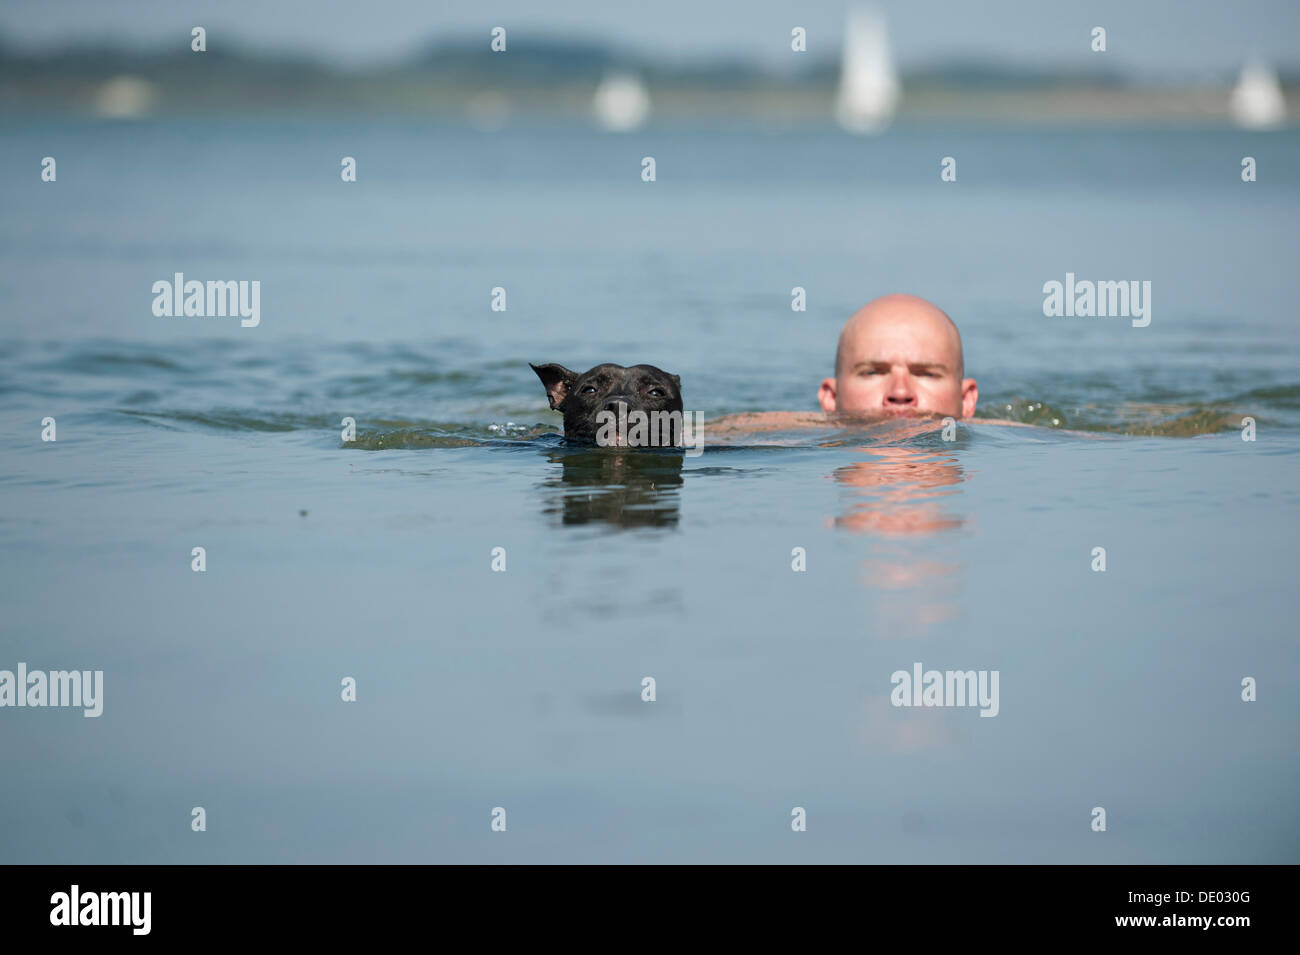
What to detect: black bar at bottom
<box><xmin>5</xmin><ymin>864</ymin><xmax>1285</xmax><ymax>940</ymax></box>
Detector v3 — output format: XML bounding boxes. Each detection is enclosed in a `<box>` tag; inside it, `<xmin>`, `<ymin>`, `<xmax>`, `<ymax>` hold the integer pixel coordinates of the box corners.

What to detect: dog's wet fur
<box><xmin>531</xmin><ymin>362</ymin><xmax>683</xmax><ymax>444</ymax></box>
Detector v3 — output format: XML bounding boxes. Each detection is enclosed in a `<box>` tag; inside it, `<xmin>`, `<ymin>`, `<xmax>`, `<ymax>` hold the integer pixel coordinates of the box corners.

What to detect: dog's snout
<box><xmin>603</xmin><ymin>395</ymin><xmax>632</xmax><ymax>413</ymax></box>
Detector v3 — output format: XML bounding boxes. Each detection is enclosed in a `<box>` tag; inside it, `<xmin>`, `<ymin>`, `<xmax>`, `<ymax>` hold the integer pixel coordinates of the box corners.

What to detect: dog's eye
<box><xmin>580</xmin><ymin>386</ymin><xmax>597</xmax><ymax>395</ymax></box>
<box><xmin>648</xmin><ymin>387</ymin><xmax>666</xmax><ymax>398</ymax></box>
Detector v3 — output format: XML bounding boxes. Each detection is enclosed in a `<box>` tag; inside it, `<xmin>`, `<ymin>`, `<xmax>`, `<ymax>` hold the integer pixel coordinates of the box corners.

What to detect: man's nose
<box><xmin>884</xmin><ymin>373</ymin><xmax>916</xmax><ymax>404</ymax></box>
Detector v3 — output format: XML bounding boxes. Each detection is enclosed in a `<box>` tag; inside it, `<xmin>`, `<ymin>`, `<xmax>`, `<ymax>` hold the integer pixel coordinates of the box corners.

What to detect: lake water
<box><xmin>1</xmin><ymin>117</ymin><xmax>1297</xmax><ymax>862</ymax></box>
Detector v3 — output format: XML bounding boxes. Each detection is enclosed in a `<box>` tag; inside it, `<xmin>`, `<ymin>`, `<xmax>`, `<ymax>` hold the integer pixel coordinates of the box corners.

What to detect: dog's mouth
<box><xmin>565</xmin><ymin>394</ymin><xmax>685</xmax><ymax>446</ymax></box>
<box><xmin>585</xmin><ymin>405</ymin><xmax>639</xmax><ymax>446</ymax></box>
<box><xmin>588</xmin><ymin>421</ymin><xmax>630</xmax><ymax>447</ymax></box>
<box><xmin>569</xmin><ymin>411</ymin><xmax>650</xmax><ymax>447</ymax></box>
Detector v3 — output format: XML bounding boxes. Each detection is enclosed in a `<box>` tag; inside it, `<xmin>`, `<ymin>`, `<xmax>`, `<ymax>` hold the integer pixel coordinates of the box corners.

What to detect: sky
<box><xmin>0</xmin><ymin>0</ymin><xmax>1297</xmax><ymax>78</ymax></box>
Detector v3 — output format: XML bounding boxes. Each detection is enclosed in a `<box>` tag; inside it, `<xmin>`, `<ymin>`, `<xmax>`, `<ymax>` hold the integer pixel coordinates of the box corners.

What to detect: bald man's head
<box><xmin>820</xmin><ymin>294</ymin><xmax>979</xmax><ymax>419</ymax></box>
<box><xmin>834</xmin><ymin>295</ymin><xmax>965</xmax><ymax>379</ymax></box>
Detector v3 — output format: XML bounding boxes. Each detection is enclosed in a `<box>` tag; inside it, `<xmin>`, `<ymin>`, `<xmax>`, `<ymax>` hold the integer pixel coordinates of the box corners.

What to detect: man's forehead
<box><xmin>843</xmin><ymin>324</ymin><xmax>960</xmax><ymax>362</ymax></box>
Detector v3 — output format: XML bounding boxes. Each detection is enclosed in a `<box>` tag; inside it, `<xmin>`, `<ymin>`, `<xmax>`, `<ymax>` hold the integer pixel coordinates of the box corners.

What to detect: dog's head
<box><xmin>530</xmin><ymin>362</ymin><xmax>683</xmax><ymax>444</ymax></box>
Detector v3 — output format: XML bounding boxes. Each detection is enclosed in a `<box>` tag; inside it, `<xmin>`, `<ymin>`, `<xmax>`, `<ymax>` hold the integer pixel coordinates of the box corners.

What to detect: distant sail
<box><xmin>835</xmin><ymin>6</ymin><xmax>900</xmax><ymax>134</ymax></box>
<box><xmin>1229</xmin><ymin>59</ymin><xmax>1286</xmax><ymax>130</ymax></box>
<box><xmin>593</xmin><ymin>73</ymin><xmax>651</xmax><ymax>132</ymax></box>
<box><xmin>94</xmin><ymin>75</ymin><xmax>156</xmax><ymax>119</ymax></box>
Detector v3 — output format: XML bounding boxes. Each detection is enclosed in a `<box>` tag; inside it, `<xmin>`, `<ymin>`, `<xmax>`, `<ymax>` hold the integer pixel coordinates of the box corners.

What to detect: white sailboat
<box><xmin>834</xmin><ymin>6</ymin><xmax>900</xmax><ymax>134</ymax></box>
<box><xmin>593</xmin><ymin>72</ymin><xmax>651</xmax><ymax>132</ymax></box>
<box><xmin>1229</xmin><ymin>58</ymin><xmax>1286</xmax><ymax>130</ymax></box>
<box><xmin>94</xmin><ymin>75</ymin><xmax>156</xmax><ymax>119</ymax></box>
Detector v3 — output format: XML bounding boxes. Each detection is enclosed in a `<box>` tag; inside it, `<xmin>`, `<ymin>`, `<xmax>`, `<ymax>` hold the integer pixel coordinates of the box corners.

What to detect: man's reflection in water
<box><xmin>541</xmin><ymin>448</ymin><xmax>684</xmax><ymax>529</ymax></box>
<box><xmin>832</xmin><ymin>444</ymin><xmax>970</xmax><ymax>756</ymax></box>
<box><xmin>830</xmin><ymin>446</ymin><xmax>966</xmax><ymax>536</ymax></box>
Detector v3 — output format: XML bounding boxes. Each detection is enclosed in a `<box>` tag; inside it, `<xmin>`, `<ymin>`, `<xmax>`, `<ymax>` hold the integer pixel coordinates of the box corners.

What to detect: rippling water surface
<box><xmin>1</xmin><ymin>118</ymin><xmax>1297</xmax><ymax>862</ymax></box>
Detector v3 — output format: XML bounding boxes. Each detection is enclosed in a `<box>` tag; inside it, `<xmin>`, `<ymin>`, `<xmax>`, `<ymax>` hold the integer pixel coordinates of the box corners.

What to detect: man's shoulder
<box><xmin>707</xmin><ymin>411</ymin><xmax>831</xmax><ymax>432</ymax></box>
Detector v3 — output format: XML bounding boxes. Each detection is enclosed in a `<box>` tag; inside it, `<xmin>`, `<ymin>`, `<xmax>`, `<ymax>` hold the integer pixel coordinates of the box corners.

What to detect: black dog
<box><xmin>531</xmin><ymin>362</ymin><xmax>683</xmax><ymax>445</ymax></box>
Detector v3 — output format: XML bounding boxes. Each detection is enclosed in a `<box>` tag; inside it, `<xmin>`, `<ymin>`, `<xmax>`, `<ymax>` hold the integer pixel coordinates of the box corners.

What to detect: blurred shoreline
<box><xmin>2</xmin><ymin>35</ymin><xmax>1295</xmax><ymax>125</ymax></box>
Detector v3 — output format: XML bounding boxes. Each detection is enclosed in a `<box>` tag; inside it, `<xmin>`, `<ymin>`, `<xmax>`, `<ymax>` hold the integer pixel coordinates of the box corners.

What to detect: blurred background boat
<box><xmin>592</xmin><ymin>71</ymin><xmax>650</xmax><ymax>131</ymax></box>
<box><xmin>1229</xmin><ymin>57</ymin><xmax>1287</xmax><ymax>129</ymax></box>
<box><xmin>834</xmin><ymin>5</ymin><xmax>899</xmax><ymax>134</ymax></box>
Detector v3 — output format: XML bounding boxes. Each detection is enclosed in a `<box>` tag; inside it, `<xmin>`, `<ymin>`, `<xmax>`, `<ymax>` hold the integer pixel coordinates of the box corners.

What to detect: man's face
<box><xmin>819</xmin><ymin>310</ymin><xmax>976</xmax><ymax>418</ymax></box>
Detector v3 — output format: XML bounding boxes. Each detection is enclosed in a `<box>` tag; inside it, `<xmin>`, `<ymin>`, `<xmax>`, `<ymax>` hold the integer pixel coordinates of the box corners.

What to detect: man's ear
<box><xmin>530</xmin><ymin>362</ymin><xmax>577</xmax><ymax>411</ymax></box>
<box><xmin>960</xmin><ymin>377</ymin><xmax>979</xmax><ymax>419</ymax></box>
<box><xmin>818</xmin><ymin>377</ymin><xmax>838</xmax><ymax>413</ymax></box>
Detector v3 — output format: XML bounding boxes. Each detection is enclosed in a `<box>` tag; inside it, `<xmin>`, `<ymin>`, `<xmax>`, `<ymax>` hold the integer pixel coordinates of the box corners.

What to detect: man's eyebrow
<box><xmin>849</xmin><ymin>360</ymin><xmax>950</xmax><ymax>372</ymax></box>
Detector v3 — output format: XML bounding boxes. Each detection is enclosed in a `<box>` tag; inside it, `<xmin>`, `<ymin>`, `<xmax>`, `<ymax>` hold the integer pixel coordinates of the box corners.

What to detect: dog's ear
<box><xmin>530</xmin><ymin>363</ymin><xmax>577</xmax><ymax>411</ymax></box>
<box><xmin>670</xmin><ymin>374</ymin><xmax>681</xmax><ymax>390</ymax></box>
